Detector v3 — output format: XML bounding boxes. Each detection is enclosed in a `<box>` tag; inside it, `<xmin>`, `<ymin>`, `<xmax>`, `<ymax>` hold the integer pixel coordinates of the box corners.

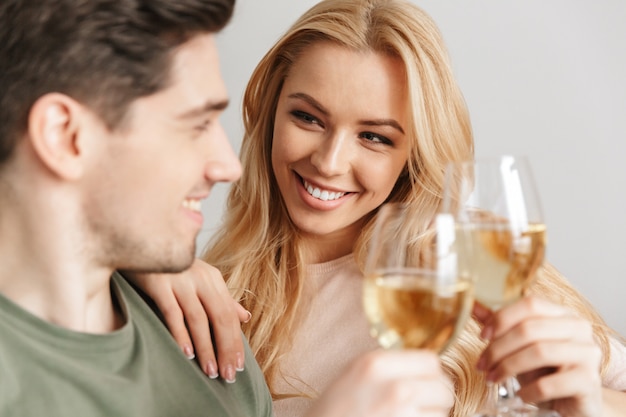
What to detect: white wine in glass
<box><xmin>444</xmin><ymin>155</ymin><xmax>559</xmax><ymax>417</ymax></box>
<box><xmin>458</xmin><ymin>220</ymin><xmax>546</xmax><ymax>310</ymax></box>
<box><xmin>363</xmin><ymin>202</ymin><xmax>473</xmax><ymax>354</ymax></box>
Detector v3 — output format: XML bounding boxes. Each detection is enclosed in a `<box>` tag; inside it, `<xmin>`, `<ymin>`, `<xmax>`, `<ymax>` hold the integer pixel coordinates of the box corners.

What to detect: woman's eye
<box><xmin>361</xmin><ymin>131</ymin><xmax>392</xmax><ymax>145</ymax></box>
<box><xmin>291</xmin><ymin>110</ymin><xmax>320</xmax><ymax>125</ymax></box>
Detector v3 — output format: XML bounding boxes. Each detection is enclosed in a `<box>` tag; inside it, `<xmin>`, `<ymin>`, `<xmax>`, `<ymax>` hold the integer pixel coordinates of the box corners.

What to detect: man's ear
<box><xmin>27</xmin><ymin>93</ymin><xmax>85</xmax><ymax>180</ymax></box>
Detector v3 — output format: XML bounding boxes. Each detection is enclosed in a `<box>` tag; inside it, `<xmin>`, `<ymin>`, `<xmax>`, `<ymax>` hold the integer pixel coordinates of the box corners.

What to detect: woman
<box><xmin>129</xmin><ymin>0</ymin><xmax>626</xmax><ymax>416</ymax></box>
<box><xmin>208</xmin><ymin>0</ymin><xmax>478</xmax><ymax>413</ymax></box>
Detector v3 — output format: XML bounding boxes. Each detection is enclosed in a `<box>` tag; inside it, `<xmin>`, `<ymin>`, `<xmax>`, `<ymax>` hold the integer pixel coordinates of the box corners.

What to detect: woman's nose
<box><xmin>310</xmin><ymin>132</ymin><xmax>352</xmax><ymax>177</ymax></box>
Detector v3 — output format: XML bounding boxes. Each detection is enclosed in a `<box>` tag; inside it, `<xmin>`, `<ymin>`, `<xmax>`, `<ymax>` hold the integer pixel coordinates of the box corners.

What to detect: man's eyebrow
<box><xmin>176</xmin><ymin>99</ymin><xmax>230</xmax><ymax>119</ymax></box>
<box><xmin>287</xmin><ymin>92</ymin><xmax>405</xmax><ymax>135</ymax></box>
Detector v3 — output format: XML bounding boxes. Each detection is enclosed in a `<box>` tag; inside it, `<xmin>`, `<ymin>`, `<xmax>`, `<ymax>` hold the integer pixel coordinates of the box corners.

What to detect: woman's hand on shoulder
<box><xmin>122</xmin><ymin>258</ymin><xmax>250</xmax><ymax>383</ymax></box>
<box><xmin>474</xmin><ymin>296</ymin><xmax>603</xmax><ymax>417</ymax></box>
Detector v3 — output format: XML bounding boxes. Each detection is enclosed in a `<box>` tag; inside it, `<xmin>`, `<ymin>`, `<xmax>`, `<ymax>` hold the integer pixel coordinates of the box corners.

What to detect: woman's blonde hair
<box><xmin>203</xmin><ymin>0</ymin><xmax>614</xmax><ymax>415</ymax></box>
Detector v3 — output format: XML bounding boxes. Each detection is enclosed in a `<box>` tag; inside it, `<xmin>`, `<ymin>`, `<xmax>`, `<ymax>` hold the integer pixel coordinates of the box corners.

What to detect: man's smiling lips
<box><xmin>182</xmin><ymin>195</ymin><xmax>207</xmax><ymax>226</ymax></box>
<box><xmin>182</xmin><ymin>198</ymin><xmax>202</xmax><ymax>212</ymax></box>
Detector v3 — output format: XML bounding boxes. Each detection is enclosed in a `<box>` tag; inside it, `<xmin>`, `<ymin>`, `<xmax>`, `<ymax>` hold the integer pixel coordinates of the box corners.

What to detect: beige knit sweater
<box><xmin>272</xmin><ymin>255</ymin><xmax>626</xmax><ymax>417</ymax></box>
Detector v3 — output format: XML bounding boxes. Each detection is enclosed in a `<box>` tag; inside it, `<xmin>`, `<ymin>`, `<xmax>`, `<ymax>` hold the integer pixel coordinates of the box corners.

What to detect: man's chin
<box><xmin>117</xmin><ymin>250</ymin><xmax>196</xmax><ymax>274</ymax></box>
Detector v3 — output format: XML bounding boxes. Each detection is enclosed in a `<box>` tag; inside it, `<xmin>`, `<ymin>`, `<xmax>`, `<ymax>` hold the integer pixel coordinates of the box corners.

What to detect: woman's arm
<box><xmin>122</xmin><ymin>258</ymin><xmax>250</xmax><ymax>383</ymax></box>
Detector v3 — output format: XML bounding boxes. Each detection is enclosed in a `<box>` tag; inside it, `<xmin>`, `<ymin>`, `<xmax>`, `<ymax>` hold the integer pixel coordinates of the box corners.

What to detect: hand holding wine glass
<box><xmin>473</xmin><ymin>294</ymin><xmax>604</xmax><ymax>417</ymax></box>
<box><xmin>363</xmin><ymin>202</ymin><xmax>474</xmax><ymax>354</ymax></box>
<box><xmin>444</xmin><ymin>155</ymin><xmax>560</xmax><ymax>417</ymax></box>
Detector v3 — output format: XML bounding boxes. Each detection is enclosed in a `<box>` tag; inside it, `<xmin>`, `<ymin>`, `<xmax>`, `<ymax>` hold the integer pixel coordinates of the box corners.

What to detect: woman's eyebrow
<box><xmin>359</xmin><ymin>118</ymin><xmax>405</xmax><ymax>135</ymax></box>
<box><xmin>287</xmin><ymin>92</ymin><xmax>328</xmax><ymax>116</ymax></box>
<box><xmin>287</xmin><ymin>92</ymin><xmax>404</xmax><ymax>134</ymax></box>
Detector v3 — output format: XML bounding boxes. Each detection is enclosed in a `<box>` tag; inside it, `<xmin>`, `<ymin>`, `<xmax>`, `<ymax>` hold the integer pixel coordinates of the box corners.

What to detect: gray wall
<box><xmin>200</xmin><ymin>0</ymin><xmax>626</xmax><ymax>336</ymax></box>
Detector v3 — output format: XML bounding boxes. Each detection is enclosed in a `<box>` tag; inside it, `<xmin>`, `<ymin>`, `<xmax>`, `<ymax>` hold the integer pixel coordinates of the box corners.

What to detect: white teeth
<box><xmin>303</xmin><ymin>180</ymin><xmax>346</xmax><ymax>201</ymax></box>
<box><xmin>182</xmin><ymin>199</ymin><xmax>202</xmax><ymax>212</ymax></box>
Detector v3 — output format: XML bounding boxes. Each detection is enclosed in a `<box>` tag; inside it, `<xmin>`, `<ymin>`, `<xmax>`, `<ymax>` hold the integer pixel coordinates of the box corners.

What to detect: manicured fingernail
<box><xmin>223</xmin><ymin>365</ymin><xmax>236</xmax><ymax>383</ymax></box>
<box><xmin>236</xmin><ymin>352</ymin><xmax>245</xmax><ymax>372</ymax></box>
<box><xmin>243</xmin><ymin>310</ymin><xmax>252</xmax><ymax>323</ymax></box>
<box><xmin>477</xmin><ymin>355</ymin><xmax>486</xmax><ymax>371</ymax></box>
<box><xmin>481</xmin><ymin>325</ymin><xmax>493</xmax><ymax>341</ymax></box>
<box><xmin>205</xmin><ymin>361</ymin><xmax>219</xmax><ymax>379</ymax></box>
<box><xmin>183</xmin><ymin>345</ymin><xmax>195</xmax><ymax>360</ymax></box>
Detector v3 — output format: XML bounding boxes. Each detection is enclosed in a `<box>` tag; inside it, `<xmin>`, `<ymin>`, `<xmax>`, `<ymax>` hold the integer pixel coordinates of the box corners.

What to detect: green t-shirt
<box><xmin>0</xmin><ymin>272</ymin><xmax>273</xmax><ymax>417</ymax></box>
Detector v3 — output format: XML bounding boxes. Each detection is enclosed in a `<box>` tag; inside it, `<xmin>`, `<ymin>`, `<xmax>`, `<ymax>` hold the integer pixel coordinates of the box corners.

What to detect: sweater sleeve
<box><xmin>604</xmin><ymin>336</ymin><xmax>626</xmax><ymax>391</ymax></box>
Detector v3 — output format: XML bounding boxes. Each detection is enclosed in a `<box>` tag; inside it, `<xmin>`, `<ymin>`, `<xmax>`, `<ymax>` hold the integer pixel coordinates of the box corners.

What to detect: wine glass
<box><xmin>443</xmin><ymin>155</ymin><xmax>560</xmax><ymax>417</ymax></box>
<box><xmin>363</xmin><ymin>202</ymin><xmax>474</xmax><ymax>354</ymax></box>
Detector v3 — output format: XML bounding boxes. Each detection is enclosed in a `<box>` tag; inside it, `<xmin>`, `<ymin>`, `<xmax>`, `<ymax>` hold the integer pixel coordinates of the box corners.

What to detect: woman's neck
<box><xmin>300</xmin><ymin>225</ymin><xmax>361</xmax><ymax>264</ymax></box>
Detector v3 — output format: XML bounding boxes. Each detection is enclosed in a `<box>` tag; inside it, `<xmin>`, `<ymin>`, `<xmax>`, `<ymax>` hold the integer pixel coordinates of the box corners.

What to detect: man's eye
<box><xmin>194</xmin><ymin>120</ymin><xmax>210</xmax><ymax>133</ymax></box>
<box><xmin>361</xmin><ymin>131</ymin><xmax>391</xmax><ymax>145</ymax></box>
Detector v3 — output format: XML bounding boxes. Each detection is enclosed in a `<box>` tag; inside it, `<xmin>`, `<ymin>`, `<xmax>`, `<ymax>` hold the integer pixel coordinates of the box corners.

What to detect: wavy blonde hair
<box><xmin>203</xmin><ymin>0</ymin><xmax>614</xmax><ymax>415</ymax></box>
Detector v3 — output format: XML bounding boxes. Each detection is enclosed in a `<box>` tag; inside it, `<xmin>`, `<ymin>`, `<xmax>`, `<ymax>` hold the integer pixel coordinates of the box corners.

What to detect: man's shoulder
<box><xmin>111</xmin><ymin>271</ymin><xmax>275</xmax><ymax>417</ymax></box>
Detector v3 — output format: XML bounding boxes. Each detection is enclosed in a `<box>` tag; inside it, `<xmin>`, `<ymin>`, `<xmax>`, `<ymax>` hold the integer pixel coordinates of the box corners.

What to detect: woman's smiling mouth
<box><xmin>302</xmin><ymin>179</ymin><xmax>347</xmax><ymax>201</ymax></box>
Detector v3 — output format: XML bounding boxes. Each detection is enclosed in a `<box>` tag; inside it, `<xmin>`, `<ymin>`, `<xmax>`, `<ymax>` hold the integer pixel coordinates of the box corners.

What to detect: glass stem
<box><xmin>484</xmin><ymin>381</ymin><xmax>499</xmax><ymax>412</ymax></box>
<box><xmin>497</xmin><ymin>377</ymin><xmax>521</xmax><ymax>410</ymax></box>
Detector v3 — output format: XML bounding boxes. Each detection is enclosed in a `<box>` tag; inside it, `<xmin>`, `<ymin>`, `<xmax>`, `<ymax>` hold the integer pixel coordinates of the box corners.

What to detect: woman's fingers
<box><xmin>171</xmin><ymin>273</ymin><xmax>220</xmax><ymax>378</ymax></box>
<box><xmin>478</xmin><ymin>297</ymin><xmax>592</xmax><ymax>367</ymax></box>
<box><xmin>479</xmin><ymin>314</ymin><xmax>595</xmax><ymax>375</ymax></box>
<box><xmin>147</xmin><ymin>277</ymin><xmax>197</xmax><ymax>358</ymax></box>
<box><xmin>517</xmin><ymin>366</ymin><xmax>602</xmax><ymax>405</ymax></box>
<box><xmin>518</xmin><ymin>367</ymin><xmax>604</xmax><ymax>417</ymax></box>
<box><xmin>236</xmin><ymin>301</ymin><xmax>252</xmax><ymax>323</ymax></box>
<box><xmin>475</xmin><ymin>295</ymin><xmax>604</xmax><ymax>417</ymax></box>
<box><xmin>180</xmin><ymin>259</ymin><xmax>246</xmax><ymax>383</ymax></box>
<box><xmin>472</xmin><ymin>301</ymin><xmax>493</xmax><ymax>324</ymax></box>
<box><xmin>485</xmin><ymin>339</ymin><xmax>601</xmax><ymax>383</ymax></box>
<box><xmin>121</xmin><ymin>259</ymin><xmax>248</xmax><ymax>382</ymax></box>
<box><xmin>480</xmin><ymin>296</ymin><xmax>567</xmax><ymax>341</ymax></box>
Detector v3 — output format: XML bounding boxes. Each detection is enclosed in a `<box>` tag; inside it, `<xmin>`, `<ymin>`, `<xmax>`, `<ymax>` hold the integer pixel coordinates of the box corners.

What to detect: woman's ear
<box><xmin>27</xmin><ymin>93</ymin><xmax>84</xmax><ymax>180</ymax></box>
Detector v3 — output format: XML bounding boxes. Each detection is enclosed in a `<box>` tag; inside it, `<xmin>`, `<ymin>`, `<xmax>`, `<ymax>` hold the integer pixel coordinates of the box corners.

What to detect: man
<box><xmin>0</xmin><ymin>1</ymin><xmax>452</xmax><ymax>415</ymax></box>
<box><xmin>0</xmin><ymin>1</ymin><xmax>271</xmax><ymax>415</ymax></box>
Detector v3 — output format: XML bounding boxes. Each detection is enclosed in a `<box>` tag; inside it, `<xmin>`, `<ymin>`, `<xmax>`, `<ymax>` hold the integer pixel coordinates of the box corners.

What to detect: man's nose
<box><xmin>204</xmin><ymin>122</ymin><xmax>242</xmax><ymax>183</ymax></box>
